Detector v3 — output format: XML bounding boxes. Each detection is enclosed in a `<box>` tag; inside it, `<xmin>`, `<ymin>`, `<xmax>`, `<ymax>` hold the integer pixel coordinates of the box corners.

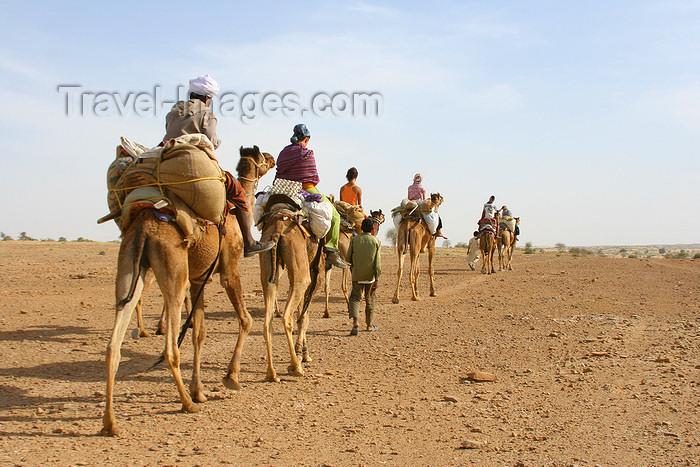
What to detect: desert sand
<box><xmin>1</xmin><ymin>241</ymin><xmax>698</xmax><ymax>466</ymax></box>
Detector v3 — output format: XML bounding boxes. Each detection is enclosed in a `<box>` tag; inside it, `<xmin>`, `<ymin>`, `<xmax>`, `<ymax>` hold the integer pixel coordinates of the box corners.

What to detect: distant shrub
<box><xmin>58</xmin><ymin>237</ymin><xmax>67</xmax><ymax>242</ymax></box>
<box><xmin>18</xmin><ymin>232</ymin><xmax>36</xmax><ymax>241</ymax></box>
<box><xmin>524</xmin><ymin>242</ymin><xmax>535</xmax><ymax>254</ymax></box>
<box><xmin>665</xmin><ymin>251</ymin><xmax>689</xmax><ymax>259</ymax></box>
<box><xmin>454</xmin><ymin>242</ymin><xmax>468</xmax><ymax>248</ymax></box>
<box><xmin>659</xmin><ymin>248</ymin><xmax>666</xmax><ymax>254</ymax></box>
<box><xmin>74</xmin><ymin>237</ymin><xmax>94</xmax><ymax>242</ymax></box>
<box><xmin>555</xmin><ymin>242</ymin><xmax>566</xmax><ymax>253</ymax></box>
<box><xmin>694</xmin><ymin>253</ymin><xmax>700</xmax><ymax>259</ymax></box>
<box><xmin>628</xmin><ymin>254</ymin><xmax>638</xmax><ymax>259</ymax></box>
<box><xmin>569</xmin><ymin>247</ymin><xmax>594</xmax><ymax>257</ymax></box>
<box><xmin>442</xmin><ymin>239</ymin><xmax>452</xmax><ymax>248</ymax></box>
<box><xmin>596</xmin><ymin>249</ymin><xmax>605</xmax><ymax>257</ymax></box>
<box><xmin>1</xmin><ymin>232</ymin><xmax>13</xmax><ymax>241</ymax></box>
<box><xmin>619</xmin><ymin>248</ymin><xmax>627</xmax><ymax>255</ymax></box>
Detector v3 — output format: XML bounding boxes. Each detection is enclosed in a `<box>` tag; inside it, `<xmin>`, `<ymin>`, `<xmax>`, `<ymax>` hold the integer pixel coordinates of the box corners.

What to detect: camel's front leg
<box><xmin>101</xmin><ymin>278</ymin><xmax>144</xmax><ymax>436</ymax></box>
<box><xmin>189</xmin><ymin>282</ymin><xmax>206</xmax><ymax>403</ymax></box>
<box><xmin>410</xmin><ymin>245</ymin><xmax>421</xmax><ymax>301</ymax></box>
<box><xmin>296</xmin><ymin>308</ymin><xmax>312</xmax><ymax>363</ymax></box>
<box><xmin>341</xmin><ymin>267</ymin><xmax>350</xmax><ymax>304</ymax></box>
<box><xmin>428</xmin><ymin>244</ymin><xmax>436</xmax><ymax>297</ymax></box>
<box><xmin>283</xmin><ymin>284</ymin><xmax>305</xmax><ymax>377</ymax></box>
<box><xmin>222</xmin><ymin>271</ymin><xmax>252</xmax><ymax>391</ymax></box>
<box><xmin>393</xmin><ymin>251</ymin><xmax>405</xmax><ymax>304</ymax></box>
<box><xmin>323</xmin><ymin>266</ymin><xmax>332</xmax><ymax>318</ymax></box>
<box><xmin>262</xmin><ymin>280</ymin><xmax>280</xmax><ymax>382</ymax></box>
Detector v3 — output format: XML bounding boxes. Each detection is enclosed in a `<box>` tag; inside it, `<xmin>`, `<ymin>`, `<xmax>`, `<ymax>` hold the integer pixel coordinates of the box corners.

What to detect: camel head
<box><xmin>237</xmin><ymin>145</ymin><xmax>276</xmax><ymax>180</ymax></box>
<box><xmin>369</xmin><ymin>209</ymin><xmax>385</xmax><ymax>225</ymax></box>
<box><xmin>429</xmin><ymin>193</ymin><xmax>444</xmax><ymax>210</ymax></box>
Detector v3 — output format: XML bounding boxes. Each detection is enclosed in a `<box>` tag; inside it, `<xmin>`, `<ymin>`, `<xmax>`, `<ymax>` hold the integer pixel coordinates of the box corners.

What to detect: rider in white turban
<box><xmin>188</xmin><ymin>74</ymin><xmax>220</xmax><ymax>97</ymax></box>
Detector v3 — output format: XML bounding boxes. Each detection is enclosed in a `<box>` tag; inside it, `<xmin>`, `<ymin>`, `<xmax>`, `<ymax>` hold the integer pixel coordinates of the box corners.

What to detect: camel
<box><xmin>479</xmin><ymin>226</ymin><xmax>497</xmax><ymax>274</ymax></box>
<box><xmin>496</xmin><ymin>217</ymin><xmax>520</xmax><ymax>271</ymax></box>
<box><xmin>322</xmin><ymin>209</ymin><xmax>385</xmax><ymax>318</ymax></box>
<box><xmin>256</xmin><ymin>195</ymin><xmax>323</xmax><ymax>382</ymax></box>
<box><xmin>101</xmin><ymin>146</ymin><xmax>275</xmax><ymax>436</ymax></box>
<box><xmin>392</xmin><ymin>194</ymin><xmax>443</xmax><ymax>303</ymax></box>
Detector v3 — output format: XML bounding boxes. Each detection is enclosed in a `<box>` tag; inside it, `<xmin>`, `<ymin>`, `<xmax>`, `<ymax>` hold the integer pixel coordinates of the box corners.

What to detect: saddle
<box><xmin>478</xmin><ymin>219</ymin><xmax>497</xmax><ymax>238</ymax></box>
<box><xmin>257</xmin><ymin>193</ymin><xmax>313</xmax><ymax>238</ymax></box>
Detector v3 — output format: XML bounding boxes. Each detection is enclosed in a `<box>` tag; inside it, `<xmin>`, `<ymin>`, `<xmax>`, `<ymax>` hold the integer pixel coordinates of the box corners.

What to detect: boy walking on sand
<box><xmin>345</xmin><ymin>218</ymin><xmax>382</xmax><ymax>335</ymax></box>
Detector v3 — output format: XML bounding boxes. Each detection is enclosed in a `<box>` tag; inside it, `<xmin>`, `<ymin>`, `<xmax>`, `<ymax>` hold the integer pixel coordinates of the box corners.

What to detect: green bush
<box><xmin>454</xmin><ymin>242</ymin><xmax>468</xmax><ymax>248</ymax></box>
<box><xmin>694</xmin><ymin>253</ymin><xmax>700</xmax><ymax>259</ymax></box>
<box><xmin>524</xmin><ymin>242</ymin><xmax>535</xmax><ymax>254</ymax></box>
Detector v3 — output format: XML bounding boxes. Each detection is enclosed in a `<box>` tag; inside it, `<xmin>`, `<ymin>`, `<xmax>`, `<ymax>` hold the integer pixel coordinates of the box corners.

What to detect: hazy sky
<box><xmin>1</xmin><ymin>1</ymin><xmax>698</xmax><ymax>246</ymax></box>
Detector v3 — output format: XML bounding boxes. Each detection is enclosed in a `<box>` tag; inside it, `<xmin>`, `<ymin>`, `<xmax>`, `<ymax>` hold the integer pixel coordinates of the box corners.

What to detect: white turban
<box><xmin>188</xmin><ymin>74</ymin><xmax>220</xmax><ymax>97</ymax></box>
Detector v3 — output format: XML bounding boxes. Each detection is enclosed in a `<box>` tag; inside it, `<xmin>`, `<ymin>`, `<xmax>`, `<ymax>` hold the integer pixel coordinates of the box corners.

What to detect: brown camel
<box><xmin>479</xmin><ymin>227</ymin><xmax>497</xmax><ymax>274</ymax></box>
<box><xmin>496</xmin><ymin>217</ymin><xmax>519</xmax><ymax>271</ymax></box>
<box><xmin>322</xmin><ymin>209</ymin><xmax>385</xmax><ymax>318</ymax></box>
<box><xmin>392</xmin><ymin>194</ymin><xmax>443</xmax><ymax>303</ymax></box>
<box><xmin>101</xmin><ymin>146</ymin><xmax>274</xmax><ymax>436</ymax></box>
<box><xmin>257</xmin><ymin>198</ymin><xmax>321</xmax><ymax>382</ymax></box>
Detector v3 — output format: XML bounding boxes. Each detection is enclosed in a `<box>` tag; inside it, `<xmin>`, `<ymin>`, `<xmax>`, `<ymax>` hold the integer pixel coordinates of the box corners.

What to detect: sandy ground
<box><xmin>0</xmin><ymin>241</ymin><xmax>699</xmax><ymax>466</ymax></box>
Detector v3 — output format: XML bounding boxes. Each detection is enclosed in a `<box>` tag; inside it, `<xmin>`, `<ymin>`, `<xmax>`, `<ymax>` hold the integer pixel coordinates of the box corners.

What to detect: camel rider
<box><xmin>340</xmin><ymin>167</ymin><xmax>362</xmax><ymax>207</ymax></box>
<box><xmin>275</xmin><ymin>124</ymin><xmax>348</xmax><ymax>268</ymax></box>
<box><xmin>500</xmin><ymin>205</ymin><xmax>520</xmax><ymax>239</ymax></box>
<box><xmin>479</xmin><ymin>195</ymin><xmax>498</xmax><ymax>231</ymax></box>
<box><xmin>162</xmin><ymin>74</ymin><xmax>274</xmax><ymax>257</ymax></box>
<box><xmin>409</xmin><ymin>173</ymin><xmax>446</xmax><ymax>238</ymax></box>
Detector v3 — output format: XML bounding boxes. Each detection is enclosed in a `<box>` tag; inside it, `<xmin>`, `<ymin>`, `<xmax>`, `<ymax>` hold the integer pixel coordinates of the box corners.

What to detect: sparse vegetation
<box><xmin>569</xmin><ymin>247</ymin><xmax>594</xmax><ymax>257</ymax></box>
<box><xmin>454</xmin><ymin>242</ymin><xmax>468</xmax><ymax>248</ymax></box>
<box><xmin>1</xmin><ymin>232</ymin><xmax>13</xmax><ymax>241</ymax></box>
<box><xmin>628</xmin><ymin>254</ymin><xmax>639</xmax><ymax>259</ymax></box>
<box><xmin>18</xmin><ymin>232</ymin><xmax>36</xmax><ymax>241</ymax></box>
<box><xmin>665</xmin><ymin>250</ymin><xmax>689</xmax><ymax>259</ymax></box>
<box><xmin>385</xmin><ymin>228</ymin><xmax>397</xmax><ymax>248</ymax></box>
<box><xmin>58</xmin><ymin>237</ymin><xmax>67</xmax><ymax>242</ymax></box>
<box><xmin>74</xmin><ymin>237</ymin><xmax>94</xmax><ymax>242</ymax></box>
<box><xmin>442</xmin><ymin>239</ymin><xmax>452</xmax><ymax>248</ymax></box>
<box><xmin>659</xmin><ymin>247</ymin><xmax>666</xmax><ymax>254</ymax></box>
<box><xmin>524</xmin><ymin>242</ymin><xmax>535</xmax><ymax>254</ymax></box>
<box><xmin>555</xmin><ymin>243</ymin><xmax>566</xmax><ymax>254</ymax></box>
<box><xmin>597</xmin><ymin>249</ymin><xmax>606</xmax><ymax>257</ymax></box>
<box><xmin>694</xmin><ymin>253</ymin><xmax>700</xmax><ymax>259</ymax></box>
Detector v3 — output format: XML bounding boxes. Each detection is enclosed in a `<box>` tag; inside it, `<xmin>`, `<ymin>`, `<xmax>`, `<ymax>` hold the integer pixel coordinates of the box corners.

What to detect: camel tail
<box><xmin>116</xmin><ymin>229</ymin><xmax>148</xmax><ymax>311</ymax></box>
<box><xmin>267</xmin><ymin>232</ymin><xmax>283</xmax><ymax>284</ymax></box>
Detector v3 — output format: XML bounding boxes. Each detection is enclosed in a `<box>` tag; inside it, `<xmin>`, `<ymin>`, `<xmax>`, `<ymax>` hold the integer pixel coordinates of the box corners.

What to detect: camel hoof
<box><xmin>181</xmin><ymin>402</ymin><xmax>200</xmax><ymax>413</ymax></box>
<box><xmin>265</xmin><ymin>372</ymin><xmax>280</xmax><ymax>383</ymax></box>
<box><xmin>322</xmin><ymin>313</ymin><xmax>330</xmax><ymax>319</ymax></box>
<box><xmin>192</xmin><ymin>392</ymin><xmax>207</xmax><ymax>403</ymax></box>
<box><xmin>100</xmin><ymin>425</ymin><xmax>121</xmax><ymax>437</ymax></box>
<box><xmin>222</xmin><ymin>376</ymin><xmax>241</xmax><ymax>391</ymax></box>
<box><xmin>302</xmin><ymin>353</ymin><xmax>312</xmax><ymax>363</ymax></box>
<box><xmin>155</xmin><ymin>327</ymin><xmax>165</xmax><ymax>336</ymax></box>
<box><xmin>430</xmin><ymin>292</ymin><xmax>436</xmax><ymax>297</ymax></box>
<box><xmin>288</xmin><ymin>365</ymin><xmax>304</xmax><ymax>377</ymax></box>
<box><xmin>392</xmin><ymin>297</ymin><xmax>399</xmax><ymax>304</ymax></box>
<box><xmin>411</xmin><ymin>296</ymin><xmax>421</xmax><ymax>301</ymax></box>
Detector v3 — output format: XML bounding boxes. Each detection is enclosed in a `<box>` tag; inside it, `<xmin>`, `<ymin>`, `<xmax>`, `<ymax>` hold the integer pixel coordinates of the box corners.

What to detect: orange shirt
<box><xmin>340</xmin><ymin>184</ymin><xmax>359</xmax><ymax>205</ymax></box>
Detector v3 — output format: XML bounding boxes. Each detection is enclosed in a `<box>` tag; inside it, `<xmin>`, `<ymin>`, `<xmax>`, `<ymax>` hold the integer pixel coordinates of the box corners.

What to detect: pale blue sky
<box><xmin>1</xmin><ymin>1</ymin><xmax>698</xmax><ymax>246</ymax></box>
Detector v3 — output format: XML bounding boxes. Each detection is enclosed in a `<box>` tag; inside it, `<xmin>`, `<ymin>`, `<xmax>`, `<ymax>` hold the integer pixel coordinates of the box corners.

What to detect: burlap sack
<box><xmin>334</xmin><ymin>200</ymin><xmax>365</xmax><ymax>233</ymax></box>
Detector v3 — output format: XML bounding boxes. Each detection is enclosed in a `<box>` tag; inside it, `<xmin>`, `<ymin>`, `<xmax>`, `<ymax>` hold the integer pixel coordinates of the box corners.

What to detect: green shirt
<box><xmin>345</xmin><ymin>233</ymin><xmax>382</xmax><ymax>282</ymax></box>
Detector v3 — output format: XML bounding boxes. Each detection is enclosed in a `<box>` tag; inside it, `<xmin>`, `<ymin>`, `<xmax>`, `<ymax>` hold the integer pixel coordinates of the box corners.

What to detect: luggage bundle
<box><xmin>391</xmin><ymin>198</ymin><xmax>439</xmax><ymax>235</ymax></box>
<box><xmin>253</xmin><ymin>178</ymin><xmax>333</xmax><ymax>239</ymax></box>
<box><xmin>104</xmin><ymin>134</ymin><xmax>226</xmax><ymax>242</ymax></box>
<box><xmin>334</xmin><ymin>200</ymin><xmax>365</xmax><ymax>233</ymax></box>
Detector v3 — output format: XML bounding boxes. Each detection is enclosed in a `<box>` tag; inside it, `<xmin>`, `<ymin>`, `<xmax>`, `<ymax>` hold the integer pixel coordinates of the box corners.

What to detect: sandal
<box><xmin>349</xmin><ymin>327</ymin><xmax>359</xmax><ymax>336</ymax></box>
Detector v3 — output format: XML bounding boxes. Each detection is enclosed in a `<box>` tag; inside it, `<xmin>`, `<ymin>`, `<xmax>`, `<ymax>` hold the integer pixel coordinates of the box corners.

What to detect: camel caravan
<box><xmin>97</xmin><ymin>75</ymin><xmax>520</xmax><ymax>436</ymax></box>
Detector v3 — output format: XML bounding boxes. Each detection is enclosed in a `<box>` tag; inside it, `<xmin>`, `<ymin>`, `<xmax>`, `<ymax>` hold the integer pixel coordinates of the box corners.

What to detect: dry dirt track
<box><xmin>1</xmin><ymin>241</ymin><xmax>699</xmax><ymax>466</ymax></box>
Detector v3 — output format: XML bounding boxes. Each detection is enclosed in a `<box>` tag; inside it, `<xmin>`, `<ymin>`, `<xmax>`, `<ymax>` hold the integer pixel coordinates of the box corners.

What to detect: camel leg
<box><xmin>101</xmin><ymin>275</ymin><xmax>145</xmax><ymax>437</ymax></box>
<box><xmin>221</xmin><ymin>266</ymin><xmax>252</xmax><ymax>391</ymax></box>
<box><xmin>261</xmin><ymin>270</ymin><xmax>280</xmax><ymax>382</ymax></box>
<box><xmin>323</xmin><ymin>266</ymin><xmax>332</xmax><ymax>319</ymax></box>
<box><xmin>296</xmin><ymin>308</ymin><xmax>312</xmax><ymax>363</ymax></box>
<box><xmin>393</xmin><ymin>251</ymin><xmax>405</xmax><ymax>304</ymax></box>
<box><xmin>341</xmin><ymin>267</ymin><xmax>350</xmax><ymax>304</ymax></box>
<box><xmin>134</xmin><ymin>299</ymin><xmax>151</xmax><ymax>338</ymax></box>
<box><xmin>428</xmin><ymin>239</ymin><xmax>436</xmax><ymax>297</ymax></box>
<box><xmin>409</xmin><ymin>238</ymin><xmax>421</xmax><ymax>301</ymax></box>
<box><xmin>188</xmin><ymin>282</ymin><xmax>207</xmax><ymax>403</ymax></box>
<box><xmin>282</xmin><ymin>283</ymin><xmax>306</xmax><ymax>376</ymax></box>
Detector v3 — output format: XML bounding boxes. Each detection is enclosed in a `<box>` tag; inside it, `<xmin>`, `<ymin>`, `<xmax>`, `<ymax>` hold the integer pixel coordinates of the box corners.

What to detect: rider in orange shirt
<box><xmin>339</xmin><ymin>167</ymin><xmax>363</xmax><ymax>207</ymax></box>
